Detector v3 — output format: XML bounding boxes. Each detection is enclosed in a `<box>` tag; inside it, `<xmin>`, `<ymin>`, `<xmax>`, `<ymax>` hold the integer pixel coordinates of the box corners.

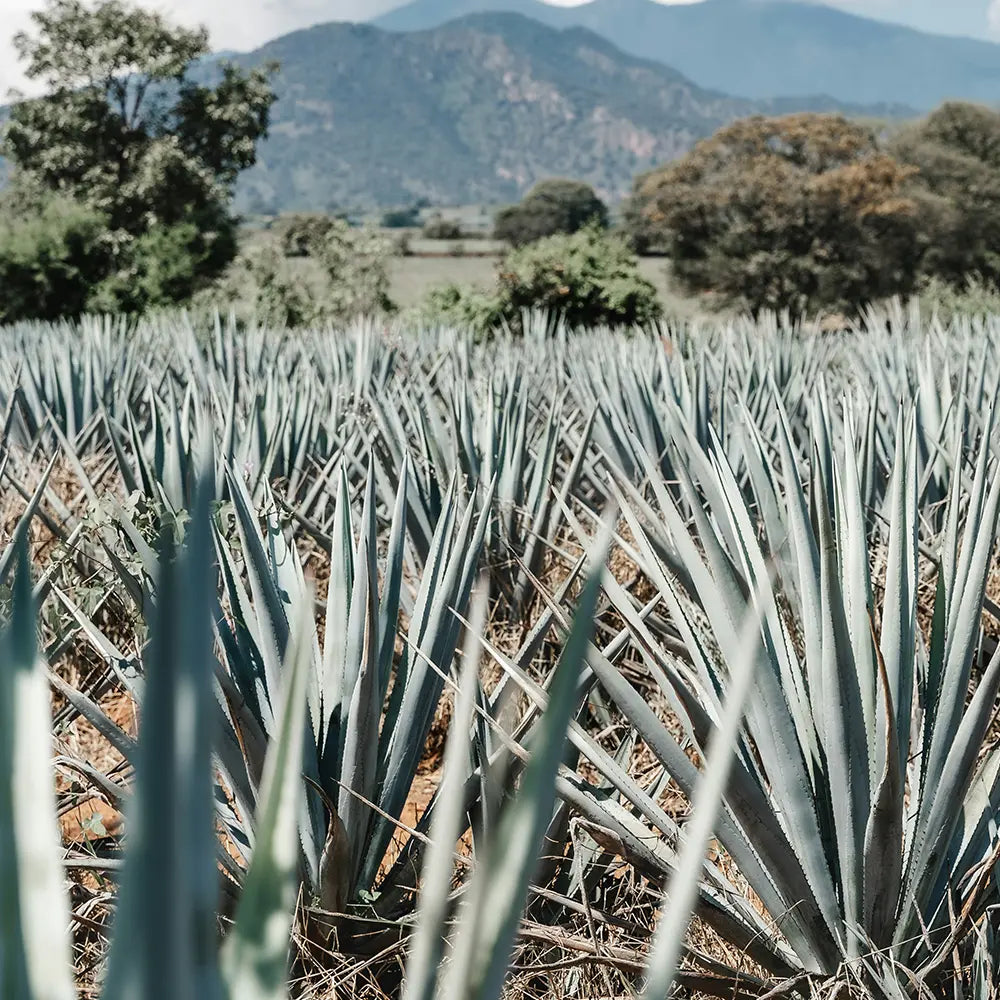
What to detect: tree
<box><xmin>494</xmin><ymin>179</ymin><xmax>608</xmax><ymax>247</ymax></box>
<box><xmin>891</xmin><ymin>103</ymin><xmax>1000</xmax><ymax>289</ymax></box>
<box><xmin>2</xmin><ymin>0</ymin><xmax>276</xmax><ymax>312</ymax></box>
<box><xmin>629</xmin><ymin>113</ymin><xmax>923</xmax><ymax>316</ymax></box>
<box><xmin>909</xmin><ymin>101</ymin><xmax>1000</xmax><ymax>168</ymax></box>
<box><xmin>380</xmin><ymin>206</ymin><xmax>421</xmax><ymax>228</ymax></box>
<box><xmin>619</xmin><ymin>176</ymin><xmax>666</xmax><ymax>255</ymax></box>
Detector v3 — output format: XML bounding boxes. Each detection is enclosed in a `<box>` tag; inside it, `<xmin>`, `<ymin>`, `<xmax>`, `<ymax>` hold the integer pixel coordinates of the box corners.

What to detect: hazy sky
<box><xmin>0</xmin><ymin>0</ymin><xmax>997</xmax><ymax>96</ymax></box>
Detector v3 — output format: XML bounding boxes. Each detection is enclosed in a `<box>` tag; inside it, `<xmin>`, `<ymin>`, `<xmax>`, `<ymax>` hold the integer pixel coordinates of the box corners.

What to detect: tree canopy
<box><xmin>624</xmin><ymin>105</ymin><xmax>1000</xmax><ymax>316</ymax></box>
<box><xmin>1</xmin><ymin>0</ymin><xmax>277</xmax><ymax>315</ymax></box>
<box><xmin>890</xmin><ymin>102</ymin><xmax>1000</xmax><ymax>289</ymax></box>
<box><xmin>494</xmin><ymin>178</ymin><xmax>608</xmax><ymax>248</ymax></box>
<box><xmin>625</xmin><ymin>113</ymin><xmax>924</xmax><ymax>316</ymax></box>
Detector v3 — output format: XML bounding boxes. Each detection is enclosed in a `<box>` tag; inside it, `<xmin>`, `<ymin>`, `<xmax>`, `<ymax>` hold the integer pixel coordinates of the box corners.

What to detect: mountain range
<box><xmin>375</xmin><ymin>0</ymin><xmax>1000</xmax><ymax>110</ymax></box>
<box><xmin>230</xmin><ymin>12</ymin><xmax>909</xmax><ymax>213</ymax></box>
<box><xmin>5</xmin><ymin>0</ymin><xmax>994</xmax><ymax>212</ymax></box>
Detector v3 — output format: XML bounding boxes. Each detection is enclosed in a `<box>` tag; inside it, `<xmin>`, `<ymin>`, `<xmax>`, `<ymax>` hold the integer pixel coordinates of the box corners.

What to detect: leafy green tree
<box><xmin>380</xmin><ymin>206</ymin><xmax>421</xmax><ymax>228</ymax></box>
<box><xmin>1</xmin><ymin>0</ymin><xmax>276</xmax><ymax>313</ymax></box>
<box><xmin>494</xmin><ymin>179</ymin><xmax>608</xmax><ymax>247</ymax></box>
<box><xmin>0</xmin><ymin>189</ymin><xmax>112</xmax><ymax>323</ymax></box>
<box><xmin>629</xmin><ymin>113</ymin><xmax>923</xmax><ymax>316</ymax></box>
<box><xmin>891</xmin><ymin>103</ymin><xmax>1000</xmax><ymax>288</ymax></box>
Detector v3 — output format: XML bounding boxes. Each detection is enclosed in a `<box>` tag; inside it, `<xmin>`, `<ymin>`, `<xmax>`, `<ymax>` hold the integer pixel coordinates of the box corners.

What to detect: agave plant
<box><xmin>367</xmin><ymin>360</ymin><xmax>591</xmax><ymax>616</ymax></box>
<box><xmin>2</xmin><ymin>461</ymin><xmax>753</xmax><ymax>1000</ymax></box>
<box><xmin>209</xmin><ymin>456</ymin><xmax>496</xmax><ymax>929</ymax></box>
<box><xmin>8</xmin><ymin>298</ymin><xmax>1000</xmax><ymax>1000</ymax></box>
<box><xmin>399</xmin><ymin>519</ymin><xmax>763</xmax><ymax>1000</ymax></box>
<box><xmin>586</xmin><ymin>389</ymin><xmax>1000</xmax><ymax>993</ymax></box>
<box><xmin>53</xmin><ymin>456</ymin><xmax>496</xmax><ymax>920</ymax></box>
<box><xmin>2</xmin><ymin>484</ymin><xmax>309</xmax><ymax>999</ymax></box>
<box><xmin>0</xmin><ymin>315</ymin><xmax>142</xmax><ymax>450</ymax></box>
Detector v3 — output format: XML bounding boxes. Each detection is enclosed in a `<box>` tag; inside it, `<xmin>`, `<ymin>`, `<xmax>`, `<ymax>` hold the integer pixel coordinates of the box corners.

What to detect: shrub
<box><xmin>278</xmin><ymin>213</ymin><xmax>341</xmax><ymax>257</ymax></box>
<box><xmin>419</xmin><ymin>226</ymin><xmax>660</xmax><ymax>334</ymax></box>
<box><xmin>393</xmin><ymin>231</ymin><xmax>413</xmax><ymax>256</ymax></box>
<box><xmin>222</xmin><ymin>220</ymin><xmax>395</xmax><ymax>326</ymax></box>
<box><xmin>138</xmin><ymin>220</ymin><xmax>238</xmax><ymax>306</ymax></box>
<box><xmin>498</xmin><ymin>227</ymin><xmax>660</xmax><ymax>329</ymax></box>
<box><xmin>92</xmin><ymin>218</ymin><xmax>238</xmax><ymax>313</ymax></box>
<box><xmin>0</xmin><ymin>182</ymin><xmax>247</xmax><ymax>322</ymax></box>
<box><xmin>422</xmin><ymin>214</ymin><xmax>463</xmax><ymax>240</ymax></box>
<box><xmin>618</xmin><ymin>179</ymin><xmax>666</xmax><ymax>255</ymax></box>
<box><xmin>231</xmin><ymin>245</ymin><xmax>313</xmax><ymax>327</ymax></box>
<box><xmin>916</xmin><ymin>275</ymin><xmax>1000</xmax><ymax>322</ymax></box>
<box><xmin>494</xmin><ymin>179</ymin><xmax>608</xmax><ymax>247</ymax></box>
<box><xmin>417</xmin><ymin>283</ymin><xmax>504</xmax><ymax>331</ymax></box>
<box><xmin>311</xmin><ymin>220</ymin><xmax>395</xmax><ymax>319</ymax></box>
<box><xmin>0</xmin><ymin>193</ymin><xmax>113</xmax><ymax>323</ymax></box>
<box><xmin>629</xmin><ymin>113</ymin><xmax>923</xmax><ymax>316</ymax></box>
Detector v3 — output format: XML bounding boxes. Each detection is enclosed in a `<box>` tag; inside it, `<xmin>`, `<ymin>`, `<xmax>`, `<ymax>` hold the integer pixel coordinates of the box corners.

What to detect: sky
<box><xmin>0</xmin><ymin>0</ymin><xmax>997</xmax><ymax>96</ymax></box>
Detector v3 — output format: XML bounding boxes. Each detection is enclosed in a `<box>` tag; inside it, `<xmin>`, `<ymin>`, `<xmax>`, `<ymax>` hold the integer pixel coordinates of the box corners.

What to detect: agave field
<box><xmin>4</xmin><ymin>304</ymin><xmax>1000</xmax><ymax>999</ymax></box>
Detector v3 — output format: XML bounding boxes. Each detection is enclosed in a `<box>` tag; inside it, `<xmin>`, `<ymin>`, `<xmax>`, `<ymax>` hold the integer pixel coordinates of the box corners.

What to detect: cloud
<box><xmin>544</xmin><ymin>0</ymin><xmax>703</xmax><ymax>5</ymax></box>
<box><xmin>990</xmin><ymin>0</ymin><xmax>1000</xmax><ymax>36</ymax></box>
<box><xmin>158</xmin><ymin>0</ymin><xmax>393</xmax><ymax>51</ymax></box>
<box><xmin>0</xmin><ymin>0</ymin><xmax>400</xmax><ymax>96</ymax></box>
<box><xmin>0</xmin><ymin>1</ymin><xmax>41</xmax><ymax>95</ymax></box>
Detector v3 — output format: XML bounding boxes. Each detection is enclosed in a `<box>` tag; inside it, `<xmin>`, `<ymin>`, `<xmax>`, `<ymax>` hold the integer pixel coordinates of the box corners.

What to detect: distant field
<box><xmin>400</xmin><ymin>237</ymin><xmax>507</xmax><ymax>256</ymax></box>
<box><xmin>388</xmin><ymin>254</ymin><xmax>497</xmax><ymax>307</ymax></box>
<box><xmin>388</xmin><ymin>249</ymin><xmax>690</xmax><ymax>316</ymax></box>
<box><xmin>241</xmin><ymin>224</ymin><xmax>697</xmax><ymax>316</ymax></box>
